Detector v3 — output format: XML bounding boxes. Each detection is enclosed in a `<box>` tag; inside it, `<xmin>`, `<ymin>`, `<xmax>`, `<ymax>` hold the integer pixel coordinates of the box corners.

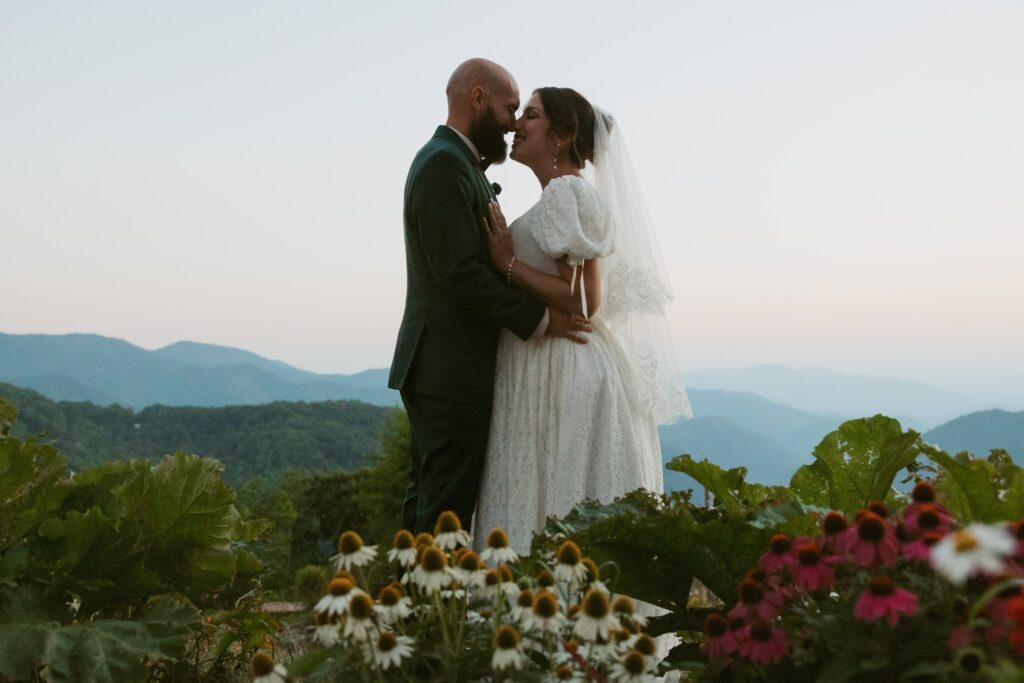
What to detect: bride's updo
<box><xmin>534</xmin><ymin>87</ymin><xmax>601</xmax><ymax>169</ymax></box>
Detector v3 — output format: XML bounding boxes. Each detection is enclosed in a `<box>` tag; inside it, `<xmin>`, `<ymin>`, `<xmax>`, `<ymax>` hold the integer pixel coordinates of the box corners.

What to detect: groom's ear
<box><xmin>469</xmin><ymin>85</ymin><xmax>489</xmax><ymax>114</ymax></box>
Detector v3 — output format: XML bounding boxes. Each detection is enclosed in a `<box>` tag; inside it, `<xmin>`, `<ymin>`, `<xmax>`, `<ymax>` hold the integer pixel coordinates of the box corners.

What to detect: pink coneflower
<box><xmin>848</xmin><ymin>512</ymin><xmax>898</xmax><ymax>568</ymax></box>
<box><xmin>738</xmin><ymin>620</ymin><xmax>789</xmax><ymax>665</ymax></box>
<box><xmin>759</xmin><ymin>534</ymin><xmax>797</xmax><ymax>574</ymax></box>
<box><xmin>702</xmin><ymin>612</ymin><xmax>734</xmax><ymax>659</ymax></box>
<box><xmin>854</xmin><ymin>575</ymin><xmax>919</xmax><ymax>625</ymax></box>
<box><xmin>821</xmin><ymin>511</ymin><xmax>852</xmax><ymax>555</ymax></box>
<box><xmin>903</xmin><ymin>531</ymin><xmax>943</xmax><ymax>561</ymax></box>
<box><xmin>866</xmin><ymin>500</ymin><xmax>890</xmax><ymax>519</ymax></box>
<box><xmin>904</xmin><ymin>480</ymin><xmax>951</xmax><ymax>529</ymax></box>
<box><xmin>904</xmin><ymin>502</ymin><xmax>952</xmax><ymax>537</ymax></box>
<box><xmin>728</xmin><ymin>578</ymin><xmax>780</xmax><ymax>622</ymax></box>
<box><xmin>744</xmin><ymin>568</ymin><xmax>795</xmax><ymax>609</ymax></box>
<box><xmin>792</xmin><ymin>542</ymin><xmax>836</xmax><ymax>592</ymax></box>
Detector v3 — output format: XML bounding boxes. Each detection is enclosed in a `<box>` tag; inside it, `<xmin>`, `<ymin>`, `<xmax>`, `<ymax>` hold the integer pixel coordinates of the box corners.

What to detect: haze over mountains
<box><xmin>2</xmin><ymin>332</ymin><xmax>1021</xmax><ymax>488</ymax></box>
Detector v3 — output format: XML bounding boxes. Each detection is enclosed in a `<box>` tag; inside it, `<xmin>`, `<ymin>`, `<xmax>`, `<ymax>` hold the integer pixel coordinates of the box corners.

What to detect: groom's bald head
<box><xmin>446</xmin><ymin>58</ymin><xmax>517</xmax><ymax>111</ymax></box>
<box><xmin>446</xmin><ymin>59</ymin><xmax>520</xmax><ymax>166</ymax></box>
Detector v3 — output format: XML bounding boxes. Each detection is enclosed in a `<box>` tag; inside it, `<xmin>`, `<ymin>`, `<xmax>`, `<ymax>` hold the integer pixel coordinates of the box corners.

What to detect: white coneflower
<box><xmin>582</xmin><ymin>557</ymin><xmax>610</xmax><ymax>593</ymax></box>
<box><xmin>249</xmin><ymin>652</ymin><xmax>287</xmax><ymax>683</ymax></box>
<box><xmin>481</xmin><ymin>568</ymin><xmax>503</xmax><ymax>601</ymax></box>
<box><xmin>480</xmin><ymin>528</ymin><xmax>519</xmax><ymax>565</ymax></box>
<box><xmin>574</xmin><ymin>589</ymin><xmax>619</xmax><ymax>642</ymax></box>
<box><xmin>368</xmin><ymin>630</ymin><xmax>414</xmax><ymax>670</ymax></box>
<box><xmin>342</xmin><ymin>592</ymin><xmax>376</xmax><ymax>642</ymax></box>
<box><xmin>609</xmin><ymin>649</ymin><xmax>656</xmax><ymax>682</ymax></box>
<box><xmin>530</xmin><ymin>590</ymin><xmax>566</xmax><ymax>634</ymax></box>
<box><xmin>312</xmin><ymin>610</ymin><xmax>340</xmax><ymax>647</ymax></box>
<box><xmin>624</xmin><ymin>633</ymin><xmax>659</xmax><ymax>668</ymax></box>
<box><xmin>330</xmin><ymin>531</ymin><xmax>377</xmax><ymax>571</ymax></box>
<box><xmin>452</xmin><ymin>550</ymin><xmax>488</xmax><ymax>590</ymax></box>
<box><xmin>492</xmin><ymin>624</ymin><xmax>526</xmax><ymax>671</ymax></box>
<box><xmin>434</xmin><ymin>511</ymin><xmax>472</xmax><ymax>551</ymax></box>
<box><xmin>612</xmin><ymin>595</ymin><xmax>648</xmax><ymax>628</ymax></box>
<box><xmin>375</xmin><ymin>583</ymin><xmax>413</xmax><ymax>624</ymax></box>
<box><xmin>314</xmin><ymin>577</ymin><xmax>363</xmax><ymax>618</ymax></box>
<box><xmin>498</xmin><ymin>564</ymin><xmax>520</xmax><ymax>599</ymax></box>
<box><xmin>553</xmin><ymin>541</ymin><xmax>588</xmax><ymax>587</ymax></box>
<box><xmin>387</xmin><ymin>530</ymin><xmax>417</xmax><ymax>568</ymax></box>
<box><xmin>931</xmin><ymin>524</ymin><xmax>1015</xmax><ymax>585</ymax></box>
<box><xmin>511</xmin><ymin>589</ymin><xmax>535</xmax><ymax>626</ymax></box>
<box><xmin>410</xmin><ymin>546</ymin><xmax>453</xmax><ymax>593</ymax></box>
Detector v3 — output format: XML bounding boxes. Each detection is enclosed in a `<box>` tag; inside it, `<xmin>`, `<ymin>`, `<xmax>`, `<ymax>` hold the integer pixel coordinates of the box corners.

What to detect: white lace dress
<box><xmin>474</xmin><ymin>175</ymin><xmax>665</xmax><ymax>554</ymax></box>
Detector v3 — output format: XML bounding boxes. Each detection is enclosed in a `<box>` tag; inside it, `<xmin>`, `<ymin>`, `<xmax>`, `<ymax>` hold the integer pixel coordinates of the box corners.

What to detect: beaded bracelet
<box><xmin>505</xmin><ymin>256</ymin><xmax>517</xmax><ymax>285</ymax></box>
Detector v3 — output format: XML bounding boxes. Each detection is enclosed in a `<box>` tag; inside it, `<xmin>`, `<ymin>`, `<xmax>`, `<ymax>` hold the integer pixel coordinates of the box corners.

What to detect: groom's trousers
<box><xmin>400</xmin><ymin>389</ymin><xmax>491</xmax><ymax>536</ymax></box>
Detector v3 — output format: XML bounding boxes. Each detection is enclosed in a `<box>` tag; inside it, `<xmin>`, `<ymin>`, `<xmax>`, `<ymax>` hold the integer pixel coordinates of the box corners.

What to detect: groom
<box><xmin>389</xmin><ymin>58</ymin><xmax>591</xmax><ymax>536</ymax></box>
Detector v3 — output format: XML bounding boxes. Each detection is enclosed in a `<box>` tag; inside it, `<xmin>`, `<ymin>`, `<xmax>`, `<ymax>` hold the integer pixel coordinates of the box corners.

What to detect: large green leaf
<box><xmin>789</xmin><ymin>416</ymin><xmax>922</xmax><ymax>513</ymax></box>
<box><xmin>666</xmin><ymin>455</ymin><xmax>790</xmax><ymax>512</ymax></box>
<box><xmin>0</xmin><ymin>433</ymin><xmax>70</xmax><ymax>551</ymax></box>
<box><xmin>924</xmin><ymin>446</ymin><xmax>1024</xmax><ymax>523</ymax></box>
<box><xmin>0</xmin><ymin>596</ymin><xmax>196</xmax><ymax>683</ymax></box>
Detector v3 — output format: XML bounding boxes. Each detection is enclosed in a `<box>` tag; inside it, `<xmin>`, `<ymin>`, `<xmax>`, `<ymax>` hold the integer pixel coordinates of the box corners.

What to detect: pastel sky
<box><xmin>2</xmin><ymin>1</ymin><xmax>1021</xmax><ymax>389</ymax></box>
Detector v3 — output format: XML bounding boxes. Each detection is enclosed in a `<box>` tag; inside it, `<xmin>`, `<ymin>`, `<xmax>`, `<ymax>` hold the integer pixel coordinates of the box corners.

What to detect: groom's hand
<box><xmin>544</xmin><ymin>306</ymin><xmax>592</xmax><ymax>344</ymax></box>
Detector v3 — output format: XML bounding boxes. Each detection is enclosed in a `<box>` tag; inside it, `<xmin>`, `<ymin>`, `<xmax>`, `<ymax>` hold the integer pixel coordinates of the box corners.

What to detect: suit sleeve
<box><xmin>411</xmin><ymin>152</ymin><xmax>545</xmax><ymax>340</ymax></box>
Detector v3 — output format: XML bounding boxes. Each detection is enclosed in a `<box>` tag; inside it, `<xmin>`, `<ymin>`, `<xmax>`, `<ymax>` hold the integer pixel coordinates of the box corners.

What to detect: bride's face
<box><xmin>510</xmin><ymin>93</ymin><xmax>557</xmax><ymax>168</ymax></box>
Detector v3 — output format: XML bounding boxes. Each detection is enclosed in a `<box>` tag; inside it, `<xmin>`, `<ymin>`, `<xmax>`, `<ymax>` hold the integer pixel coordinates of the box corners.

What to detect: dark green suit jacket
<box><xmin>388</xmin><ymin>126</ymin><xmax>545</xmax><ymax>406</ymax></box>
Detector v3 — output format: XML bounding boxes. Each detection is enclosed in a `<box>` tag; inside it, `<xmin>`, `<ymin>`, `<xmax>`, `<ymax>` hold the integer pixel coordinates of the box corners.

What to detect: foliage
<box><xmin>529</xmin><ymin>414</ymin><xmax>1024</xmax><ymax>680</ymax></box>
<box><xmin>0</xmin><ymin>400</ymin><xmax>273</xmax><ymax>682</ymax></box>
<box><xmin>0</xmin><ymin>381</ymin><xmax>390</xmax><ymax>484</ymax></box>
<box><xmin>235</xmin><ymin>408</ymin><xmax>410</xmax><ymax>597</ymax></box>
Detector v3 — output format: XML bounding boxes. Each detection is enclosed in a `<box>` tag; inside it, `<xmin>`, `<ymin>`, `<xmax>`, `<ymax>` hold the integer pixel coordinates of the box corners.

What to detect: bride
<box><xmin>475</xmin><ymin>87</ymin><xmax>692</xmax><ymax>554</ymax></box>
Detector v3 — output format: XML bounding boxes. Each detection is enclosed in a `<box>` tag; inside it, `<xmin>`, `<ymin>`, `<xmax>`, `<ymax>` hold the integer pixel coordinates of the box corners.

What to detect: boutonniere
<box><xmin>491</xmin><ymin>182</ymin><xmax>502</xmax><ymax>197</ymax></box>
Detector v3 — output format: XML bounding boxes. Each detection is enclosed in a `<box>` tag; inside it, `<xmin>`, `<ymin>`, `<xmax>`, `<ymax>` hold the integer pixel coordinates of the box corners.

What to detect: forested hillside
<box><xmin>0</xmin><ymin>382</ymin><xmax>392</xmax><ymax>484</ymax></box>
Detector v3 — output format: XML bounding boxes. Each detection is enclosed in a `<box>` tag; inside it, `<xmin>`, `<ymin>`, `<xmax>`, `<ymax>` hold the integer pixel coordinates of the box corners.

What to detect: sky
<box><xmin>1</xmin><ymin>1</ymin><xmax>1022</xmax><ymax>392</ymax></box>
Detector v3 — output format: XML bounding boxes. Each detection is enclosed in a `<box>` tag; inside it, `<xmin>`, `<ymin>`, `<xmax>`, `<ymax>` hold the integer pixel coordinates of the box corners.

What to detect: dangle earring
<box><xmin>552</xmin><ymin>144</ymin><xmax>560</xmax><ymax>170</ymax></box>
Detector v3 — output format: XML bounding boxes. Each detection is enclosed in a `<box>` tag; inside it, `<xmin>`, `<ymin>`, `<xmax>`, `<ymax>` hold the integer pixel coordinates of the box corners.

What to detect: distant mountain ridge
<box><xmin>685</xmin><ymin>365</ymin><xmax>971</xmax><ymax>428</ymax></box>
<box><xmin>0</xmin><ymin>333</ymin><xmax>400</xmax><ymax>409</ymax></box>
<box><xmin>923</xmin><ymin>410</ymin><xmax>1024</xmax><ymax>461</ymax></box>
<box><xmin>5</xmin><ymin>331</ymin><xmax>1022</xmax><ymax>491</ymax></box>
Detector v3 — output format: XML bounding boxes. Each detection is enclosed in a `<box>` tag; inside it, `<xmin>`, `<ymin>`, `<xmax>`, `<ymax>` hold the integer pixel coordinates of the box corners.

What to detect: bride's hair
<box><xmin>533</xmin><ymin>87</ymin><xmax>603</xmax><ymax>169</ymax></box>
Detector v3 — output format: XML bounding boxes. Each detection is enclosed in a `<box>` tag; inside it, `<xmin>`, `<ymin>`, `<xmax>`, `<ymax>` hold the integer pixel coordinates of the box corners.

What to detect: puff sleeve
<box><xmin>530</xmin><ymin>176</ymin><xmax>615</xmax><ymax>317</ymax></box>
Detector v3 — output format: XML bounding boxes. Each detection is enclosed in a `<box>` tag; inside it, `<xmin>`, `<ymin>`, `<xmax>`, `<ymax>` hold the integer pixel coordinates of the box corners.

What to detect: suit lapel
<box><xmin>433</xmin><ymin>126</ymin><xmax>497</xmax><ymax>203</ymax></box>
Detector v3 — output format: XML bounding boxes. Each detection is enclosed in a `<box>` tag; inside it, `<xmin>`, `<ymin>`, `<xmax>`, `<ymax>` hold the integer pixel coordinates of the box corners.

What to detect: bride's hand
<box><xmin>482</xmin><ymin>201</ymin><xmax>515</xmax><ymax>274</ymax></box>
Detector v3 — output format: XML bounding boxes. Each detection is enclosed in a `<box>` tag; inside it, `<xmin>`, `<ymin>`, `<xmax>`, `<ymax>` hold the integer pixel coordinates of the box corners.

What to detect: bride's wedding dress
<box><xmin>476</xmin><ymin>175</ymin><xmax>668</xmax><ymax>553</ymax></box>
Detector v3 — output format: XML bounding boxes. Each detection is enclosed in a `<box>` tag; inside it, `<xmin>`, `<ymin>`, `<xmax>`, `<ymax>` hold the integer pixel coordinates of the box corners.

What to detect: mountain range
<box><xmin>2</xmin><ymin>332</ymin><xmax>1021</xmax><ymax>489</ymax></box>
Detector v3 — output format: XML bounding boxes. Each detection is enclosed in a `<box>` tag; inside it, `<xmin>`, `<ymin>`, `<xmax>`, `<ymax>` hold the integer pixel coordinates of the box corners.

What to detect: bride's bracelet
<box><xmin>505</xmin><ymin>256</ymin><xmax>516</xmax><ymax>285</ymax></box>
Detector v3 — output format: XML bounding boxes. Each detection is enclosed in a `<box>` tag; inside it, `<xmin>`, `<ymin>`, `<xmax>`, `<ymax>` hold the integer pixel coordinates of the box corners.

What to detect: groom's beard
<box><xmin>469</xmin><ymin>106</ymin><xmax>508</xmax><ymax>168</ymax></box>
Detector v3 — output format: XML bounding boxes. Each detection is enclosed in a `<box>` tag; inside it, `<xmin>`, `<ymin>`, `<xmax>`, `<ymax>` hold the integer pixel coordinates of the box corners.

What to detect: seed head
<box><xmin>348</xmin><ymin>593</ymin><xmax>374</xmax><ymax>620</ymax></box>
<box><xmin>392</xmin><ymin>529</ymin><xmax>414</xmax><ymax>550</ymax></box>
<box><xmin>435</xmin><ymin>510</ymin><xmax>462</xmax><ymax>535</ymax></box>
<box><xmin>249</xmin><ymin>652</ymin><xmax>275</xmax><ymax>677</ymax></box>
<box><xmin>556</xmin><ymin>540</ymin><xmax>582</xmax><ymax>565</ymax></box>
<box><xmin>338</xmin><ymin>530</ymin><xmax>364</xmax><ymax>554</ymax></box>
<box><xmin>421</xmin><ymin>546</ymin><xmax>447</xmax><ymax>572</ymax></box>
<box><xmin>495</xmin><ymin>624</ymin><xmax>520</xmax><ymax>649</ymax></box>
<box><xmin>533</xmin><ymin>591</ymin><xmax>559</xmax><ymax>619</ymax></box>
<box><xmin>581</xmin><ymin>589</ymin><xmax>611</xmax><ymax>619</ymax></box>
<box><xmin>486</xmin><ymin>528</ymin><xmax>510</xmax><ymax>548</ymax></box>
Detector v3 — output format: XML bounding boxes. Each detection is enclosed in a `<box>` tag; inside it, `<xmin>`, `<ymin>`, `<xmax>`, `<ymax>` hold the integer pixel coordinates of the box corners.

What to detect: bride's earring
<box><xmin>552</xmin><ymin>144</ymin><xmax>560</xmax><ymax>170</ymax></box>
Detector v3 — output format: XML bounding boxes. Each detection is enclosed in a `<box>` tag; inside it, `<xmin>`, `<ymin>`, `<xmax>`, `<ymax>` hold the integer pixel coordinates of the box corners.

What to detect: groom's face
<box><xmin>470</xmin><ymin>85</ymin><xmax>520</xmax><ymax>167</ymax></box>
